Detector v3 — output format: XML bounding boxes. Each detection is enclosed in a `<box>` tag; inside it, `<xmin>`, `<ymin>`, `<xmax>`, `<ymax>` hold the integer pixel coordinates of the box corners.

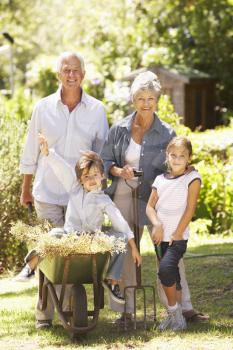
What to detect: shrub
<box><xmin>157</xmin><ymin>95</ymin><xmax>191</xmax><ymax>135</ymax></box>
<box><xmin>190</xmin><ymin>123</ymin><xmax>233</xmax><ymax>234</ymax></box>
<box><xmin>0</xmin><ymin>90</ymin><xmax>34</xmax><ymax>269</ymax></box>
<box><xmin>195</xmin><ymin>156</ymin><xmax>233</xmax><ymax>235</ymax></box>
<box><xmin>26</xmin><ymin>55</ymin><xmax>58</xmax><ymax>97</ymax></box>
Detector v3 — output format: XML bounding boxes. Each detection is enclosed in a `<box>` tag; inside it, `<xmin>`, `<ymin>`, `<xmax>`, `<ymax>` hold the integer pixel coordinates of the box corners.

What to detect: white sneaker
<box><xmin>159</xmin><ymin>306</ymin><xmax>187</xmax><ymax>331</ymax></box>
<box><xmin>158</xmin><ymin>313</ymin><xmax>173</xmax><ymax>331</ymax></box>
<box><xmin>12</xmin><ymin>265</ymin><xmax>35</xmax><ymax>282</ymax></box>
<box><xmin>170</xmin><ymin>306</ymin><xmax>187</xmax><ymax>331</ymax></box>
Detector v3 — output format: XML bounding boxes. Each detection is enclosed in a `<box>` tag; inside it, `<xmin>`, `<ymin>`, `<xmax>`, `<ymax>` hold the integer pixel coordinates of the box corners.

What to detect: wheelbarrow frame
<box><xmin>38</xmin><ymin>252</ymin><xmax>110</xmax><ymax>338</ymax></box>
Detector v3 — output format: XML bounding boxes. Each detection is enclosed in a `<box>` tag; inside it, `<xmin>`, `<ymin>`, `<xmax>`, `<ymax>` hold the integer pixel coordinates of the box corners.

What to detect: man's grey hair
<box><xmin>57</xmin><ymin>52</ymin><xmax>85</xmax><ymax>74</ymax></box>
<box><xmin>130</xmin><ymin>71</ymin><xmax>161</xmax><ymax>101</ymax></box>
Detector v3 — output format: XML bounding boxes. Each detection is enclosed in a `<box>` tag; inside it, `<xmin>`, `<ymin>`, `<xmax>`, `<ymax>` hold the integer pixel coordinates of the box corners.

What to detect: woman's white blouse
<box><xmin>125</xmin><ymin>137</ymin><xmax>141</xmax><ymax>169</ymax></box>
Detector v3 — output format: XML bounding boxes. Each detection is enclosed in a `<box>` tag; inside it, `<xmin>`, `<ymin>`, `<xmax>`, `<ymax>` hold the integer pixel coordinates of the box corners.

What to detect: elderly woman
<box><xmin>101</xmin><ymin>71</ymin><xmax>208</xmax><ymax>324</ymax></box>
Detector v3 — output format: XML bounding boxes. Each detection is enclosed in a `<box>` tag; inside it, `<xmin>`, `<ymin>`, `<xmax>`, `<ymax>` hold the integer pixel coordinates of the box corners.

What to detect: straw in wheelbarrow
<box><xmin>10</xmin><ymin>221</ymin><xmax>126</xmax><ymax>258</ymax></box>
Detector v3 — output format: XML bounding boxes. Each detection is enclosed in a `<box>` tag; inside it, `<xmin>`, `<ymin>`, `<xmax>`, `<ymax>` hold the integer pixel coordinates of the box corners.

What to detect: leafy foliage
<box><xmin>0</xmin><ymin>0</ymin><xmax>232</xmax><ymax>113</ymax></box>
<box><xmin>26</xmin><ymin>57</ymin><xmax>58</xmax><ymax>97</ymax></box>
<box><xmin>190</xmin><ymin>125</ymin><xmax>233</xmax><ymax>234</ymax></box>
<box><xmin>0</xmin><ymin>90</ymin><xmax>34</xmax><ymax>268</ymax></box>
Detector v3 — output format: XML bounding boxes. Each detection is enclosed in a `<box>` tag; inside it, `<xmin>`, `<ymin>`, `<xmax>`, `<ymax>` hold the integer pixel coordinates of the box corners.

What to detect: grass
<box><xmin>0</xmin><ymin>230</ymin><xmax>233</xmax><ymax>350</ymax></box>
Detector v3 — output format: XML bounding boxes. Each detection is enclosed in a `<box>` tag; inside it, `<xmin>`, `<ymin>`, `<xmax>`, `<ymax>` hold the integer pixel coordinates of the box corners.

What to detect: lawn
<box><xmin>0</xmin><ymin>230</ymin><xmax>233</xmax><ymax>350</ymax></box>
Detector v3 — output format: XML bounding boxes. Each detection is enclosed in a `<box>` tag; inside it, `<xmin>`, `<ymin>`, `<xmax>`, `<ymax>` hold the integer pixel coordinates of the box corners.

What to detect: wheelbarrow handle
<box><xmin>27</xmin><ymin>201</ymin><xmax>33</xmax><ymax>214</ymax></box>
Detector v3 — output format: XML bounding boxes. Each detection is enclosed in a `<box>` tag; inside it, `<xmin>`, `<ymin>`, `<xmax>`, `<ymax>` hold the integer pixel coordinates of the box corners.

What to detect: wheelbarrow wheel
<box><xmin>70</xmin><ymin>284</ymin><xmax>88</xmax><ymax>329</ymax></box>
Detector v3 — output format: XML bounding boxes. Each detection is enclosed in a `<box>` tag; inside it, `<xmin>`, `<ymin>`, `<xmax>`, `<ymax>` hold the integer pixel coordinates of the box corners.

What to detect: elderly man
<box><xmin>17</xmin><ymin>52</ymin><xmax>109</xmax><ymax>328</ymax></box>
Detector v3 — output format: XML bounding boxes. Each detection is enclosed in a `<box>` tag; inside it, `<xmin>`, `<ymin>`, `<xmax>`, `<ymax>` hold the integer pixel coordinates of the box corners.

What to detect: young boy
<box><xmin>16</xmin><ymin>135</ymin><xmax>141</xmax><ymax>304</ymax></box>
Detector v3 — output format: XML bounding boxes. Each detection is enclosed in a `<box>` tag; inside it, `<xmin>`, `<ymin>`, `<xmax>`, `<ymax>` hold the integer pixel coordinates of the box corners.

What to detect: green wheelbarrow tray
<box><xmin>39</xmin><ymin>252</ymin><xmax>110</xmax><ymax>284</ymax></box>
<box><xmin>38</xmin><ymin>252</ymin><xmax>110</xmax><ymax>339</ymax></box>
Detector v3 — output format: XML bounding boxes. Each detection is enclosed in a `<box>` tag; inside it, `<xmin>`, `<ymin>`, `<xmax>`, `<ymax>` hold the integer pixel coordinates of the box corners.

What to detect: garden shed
<box><xmin>124</xmin><ymin>65</ymin><xmax>216</xmax><ymax>130</ymax></box>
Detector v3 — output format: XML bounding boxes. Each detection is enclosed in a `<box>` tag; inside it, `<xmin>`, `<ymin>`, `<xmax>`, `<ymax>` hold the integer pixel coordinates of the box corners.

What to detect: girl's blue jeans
<box><xmin>157</xmin><ymin>240</ymin><xmax>187</xmax><ymax>290</ymax></box>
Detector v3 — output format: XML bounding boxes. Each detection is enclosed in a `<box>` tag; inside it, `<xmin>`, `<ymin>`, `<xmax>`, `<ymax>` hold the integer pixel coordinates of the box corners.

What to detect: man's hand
<box><xmin>38</xmin><ymin>133</ymin><xmax>49</xmax><ymax>156</ymax></box>
<box><xmin>20</xmin><ymin>189</ymin><xmax>33</xmax><ymax>206</ymax></box>
<box><xmin>151</xmin><ymin>222</ymin><xmax>163</xmax><ymax>245</ymax></box>
<box><xmin>20</xmin><ymin>174</ymin><xmax>33</xmax><ymax>206</ymax></box>
<box><xmin>131</xmin><ymin>247</ymin><xmax>142</xmax><ymax>267</ymax></box>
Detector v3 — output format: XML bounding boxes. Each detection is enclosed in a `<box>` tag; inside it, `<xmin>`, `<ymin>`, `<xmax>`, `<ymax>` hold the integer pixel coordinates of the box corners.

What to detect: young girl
<box><xmin>16</xmin><ymin>135</ymin><xmax>141</xmax><ymax>307</ymax></box>
<box><xmin>146</xmin><ymin>136</ymin><xmax>201</xmax><ymax>331</ymax></box>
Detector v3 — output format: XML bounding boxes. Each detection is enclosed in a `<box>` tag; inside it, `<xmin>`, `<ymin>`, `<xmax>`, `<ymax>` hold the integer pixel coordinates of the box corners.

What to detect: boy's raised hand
<box><xmin>38</xmin><ymin>133</ymin><xmax>49</xmax><ymax>156</ymax></box>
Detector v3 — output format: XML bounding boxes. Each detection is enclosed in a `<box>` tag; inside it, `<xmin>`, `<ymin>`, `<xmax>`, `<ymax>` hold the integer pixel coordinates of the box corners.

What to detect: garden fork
<box><xmin>123</xmin><ymin>170</ymin><xmax>156</xmax><ymax>330</ymax></box>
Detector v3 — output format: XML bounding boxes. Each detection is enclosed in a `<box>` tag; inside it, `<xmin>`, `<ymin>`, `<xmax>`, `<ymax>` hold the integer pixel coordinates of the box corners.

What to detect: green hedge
<box><xmin>190</xmin><ymin>127</ymin><xmax>233</xmax><ymax>234</ymax></box>
<box><xmin>0</xmin><ymin>90</ymin><xmax>34</xmax><ymax>269</ymax></box>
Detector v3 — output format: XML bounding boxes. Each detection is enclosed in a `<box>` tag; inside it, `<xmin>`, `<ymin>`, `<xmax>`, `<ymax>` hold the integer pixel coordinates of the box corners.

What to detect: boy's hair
<box><xmin>75</xmin><ymin>151</ymin><xmax>104</xmax><ymax>179</ymax></box>
<box><xmin>166</xmin><ymin>136</ymin><xmax>193</xmax><ymax>156</ymax></box>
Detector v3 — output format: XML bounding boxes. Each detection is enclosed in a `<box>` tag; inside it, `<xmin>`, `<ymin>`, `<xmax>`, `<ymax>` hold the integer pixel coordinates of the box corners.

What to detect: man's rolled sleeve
<box><xmin>19</xmin><ymin>103</ymin><xmax>41</xmax><ymax>175</ymax></box>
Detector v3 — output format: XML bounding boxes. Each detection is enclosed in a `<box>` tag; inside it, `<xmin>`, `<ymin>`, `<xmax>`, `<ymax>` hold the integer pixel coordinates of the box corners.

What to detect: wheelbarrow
<box><xmin>38</xmin><ymin>252</ymin><xmax>110</xmax><ymax>339</ymax></box>
<box><xmin>26</xmin><ymin>204</ymin><xmax>111</xmax><ymax>339</ymax></box>
<box><xmin>123</xmin><ymin>170</ymin><xmax>156</xmax><ymax>330</ymax></box>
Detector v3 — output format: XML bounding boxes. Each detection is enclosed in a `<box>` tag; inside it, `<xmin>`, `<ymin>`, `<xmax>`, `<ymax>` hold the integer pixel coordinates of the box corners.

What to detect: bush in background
<box><xmin>191</xmin><ymin>125</ymin><xmax>233</xmax><ymax>234</ymax></box>
<box><xmin>26</xmin><ymin>55</ymin><xmax>58</xmax><ymax>97</ymax></box>
<box><xmin>0</xmin><ymin>90</ymin><xmax>34</xmax><ymax>269</ymax></box>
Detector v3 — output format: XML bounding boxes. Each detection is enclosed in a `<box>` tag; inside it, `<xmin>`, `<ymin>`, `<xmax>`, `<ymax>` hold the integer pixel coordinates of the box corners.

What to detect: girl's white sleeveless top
<box><xmin>152</xmin><ymin>170</ymin><xmax>201</xmax><ymax>241</ymax></box>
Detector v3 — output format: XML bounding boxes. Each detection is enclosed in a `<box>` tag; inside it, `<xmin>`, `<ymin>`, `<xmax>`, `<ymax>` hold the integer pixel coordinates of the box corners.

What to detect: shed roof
<box><xmin>152</xmin><ymin>65</ymin><xmax>213</xmax><ymax>83</ymax></box>
<box><xmin>122</xmin><ymin>65</ymin><xmax>215</xmax><ymax>84</ymax></box>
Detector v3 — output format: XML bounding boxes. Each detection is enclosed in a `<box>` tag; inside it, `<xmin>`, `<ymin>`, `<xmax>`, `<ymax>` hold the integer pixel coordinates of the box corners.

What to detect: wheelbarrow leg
<box><xmin>92</xmin><ymin>254</ymin><xmax>101</xmax><ymax>322</ymax></box>
<box><xmin>38</xmin><ymin>269</ymin><xmax>48</xmax><ymax>311</ymax></box>
<box><xmin>59</xmin><ymin>258</ymin><xmax>70</xmax><ymax>310</ymax></box>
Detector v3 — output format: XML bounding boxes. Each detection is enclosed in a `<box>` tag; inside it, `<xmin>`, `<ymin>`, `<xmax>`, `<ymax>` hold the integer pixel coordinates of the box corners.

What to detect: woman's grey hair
<box><xmin>57</xmin><ymin>52</ymin><xmax>85</xmax><ymax>74</ymax></box>
<box><xmin>130</xmin><ymin>71</ymin><xmax>162</xmax><ymax>101</ymax></box>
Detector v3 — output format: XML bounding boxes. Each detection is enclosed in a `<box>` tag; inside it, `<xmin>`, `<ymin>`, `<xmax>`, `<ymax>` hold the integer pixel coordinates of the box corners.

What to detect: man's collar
<box><xmin>54</xmin><ymin>87</ymin><xmax>62</xmax><ymax>104</ymax></box>
<box><xmin>80</xmin><ymin>90</ymin><xmax>88</xmax><ymax>107</ymax></box>
<box><xmin>55</xmin><ymin>86</ymin><xmax>87</xmax><ymax>108</ymax></box>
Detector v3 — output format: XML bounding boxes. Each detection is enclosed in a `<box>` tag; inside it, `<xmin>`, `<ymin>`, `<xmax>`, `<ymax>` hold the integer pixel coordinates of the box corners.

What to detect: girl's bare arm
<box><xmin>170</xmin><ymin>179</ymin><xmax>201</xmax><ymax>243</ymax></box>
<box><xmin>146</xmin><ymin>189</ymin><xmax>163</xmax><ymax>245</ymax></box>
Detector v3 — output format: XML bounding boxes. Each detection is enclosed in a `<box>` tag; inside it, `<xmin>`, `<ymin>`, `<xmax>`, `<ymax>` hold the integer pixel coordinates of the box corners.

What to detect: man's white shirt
<box><xmin>20</xmin><ymin>88</ymin><xmax>109</xmax><ymax>205</ymax></box>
